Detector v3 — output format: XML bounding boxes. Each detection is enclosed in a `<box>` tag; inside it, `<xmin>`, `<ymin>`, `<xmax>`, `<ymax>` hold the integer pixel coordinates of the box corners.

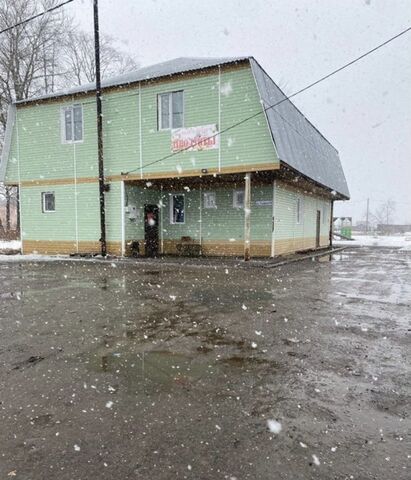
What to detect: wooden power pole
<box><xmin>244</xmin><ymin>173</ymin><xmax>251</xmax><ymax>261</ymax></box>
<box><xmin>93</xmin><ymin>0</ymin><xmax>107</xmax><ymax>256</ymax></box>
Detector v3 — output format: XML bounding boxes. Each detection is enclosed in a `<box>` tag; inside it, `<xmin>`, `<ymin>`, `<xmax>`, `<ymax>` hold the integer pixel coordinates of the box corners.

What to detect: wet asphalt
<box><xmin>0</xmin><ymin>247</ymin><xmax>410</xmax><ymax>479</ymax></box>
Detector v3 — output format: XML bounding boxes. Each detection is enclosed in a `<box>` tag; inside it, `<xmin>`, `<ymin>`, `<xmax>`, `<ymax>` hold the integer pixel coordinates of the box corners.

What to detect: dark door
<box><xmin>144</xmin><ymin>204</ymin><xmax>159</xmax><ymax>257</ymax></box>
<box><xmin>316</xmin><ymin>210</ymin><xmax>321</xmax><ymax>248</ymax></box>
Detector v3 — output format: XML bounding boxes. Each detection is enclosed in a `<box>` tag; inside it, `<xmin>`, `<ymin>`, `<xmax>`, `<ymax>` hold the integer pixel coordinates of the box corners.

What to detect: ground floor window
<box><xmin>42</xmin><ymin>192</ymin><xmax>55</xmax><ymax>213</ymax></box>
<box><xmin>203</xmin><ymin>192</ymin><xmax>217</xmax><ymax>209</ymax></box>
<box><xmin>233</xmin><ymin>190</ymin><xmax>244</xmax><ymax>209</ymax></box>
<box><xmin>170</xmin><ymin>194</ymin><xmax>185</xmax><ymax>224</ymax></box>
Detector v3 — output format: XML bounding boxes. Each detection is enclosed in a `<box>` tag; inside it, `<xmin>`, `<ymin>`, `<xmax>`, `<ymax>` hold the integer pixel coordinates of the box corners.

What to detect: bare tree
<box><xmin>0</xmin><ymin>1</ymin><xmax>139</xmax><ymax>235</ymax></box>
<box><xmin>0</xmin><ymin>1</ymin><xmax>139</xmax><ymax>137</ymax></box>
<box><xmin>0</xmin><ymin>184</ymin><xmax>18</xmax><ymax>234</ymax></box>
<box><xmin>374</xmin><ymin>199</ymin><xmax>396</xmax><ymax>227</ymax></box>
<box><xmin>0</xmin><ymin>1</ymin><xmax>70</xmax><ymax>237</ymax></box>
<box><xmin>0</xmin><ymin>0</ymin><xmax>70</xmax><ymax>134</ymax></box>
<box><xmin>62</xmin><ymin>30</ymin><xmax>139</xmax><ymax>86</ymax></box>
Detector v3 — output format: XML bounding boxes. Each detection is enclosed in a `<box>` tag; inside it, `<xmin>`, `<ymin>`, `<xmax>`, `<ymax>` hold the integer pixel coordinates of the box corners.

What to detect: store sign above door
<box><xmin>171</xmin><ymin>124</ymin><xmax>219</xmax><ymax>152</ymax></box>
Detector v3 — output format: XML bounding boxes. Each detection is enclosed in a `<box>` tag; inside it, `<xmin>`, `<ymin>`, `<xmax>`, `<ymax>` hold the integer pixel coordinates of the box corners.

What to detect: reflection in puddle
<box><xmin>313</xmin><ymin>253</ymin><xmax>350</xmax><ymax>263</ymax></box>
<box><xmin>314</xmin><ymin>255</ymin><xmax>331</xmax><ymax>263</ymax></box>
<box><xmin>88</xmin><ymin>350</ymin><xmax>221</xmax><ymax>393</ymax></box>
<box><xmin>331</xmin><ymin>253</ymin><xmax>350</xmax><ymax>261</ymax></box>
<box><xmin>83</xmin><ymin>347</ymin><xmax>277</xmax><ymax>396</ymax></box>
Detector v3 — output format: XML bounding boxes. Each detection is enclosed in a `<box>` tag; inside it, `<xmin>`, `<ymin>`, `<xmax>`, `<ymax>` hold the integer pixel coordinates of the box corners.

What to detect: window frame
<box><xmin>158</xmin><ymin>90</ymin><xmax>184</xmax><ymax>131</ymax></box>
<box><xmin>169</xmin><ymin>193</ymin><xmax>185</xmax><ymax>224</ymax></box>
<box><xmin>203</xmin><ymin>191</ymin><xmax>217</xmax><ymax>209</ymax></box>
<box><xmin>296</xmin><ymin>196</ymin><xmax>303</xmax><ymax>224</ymax></box>
<box><xmin>42</xmin><ymin>192</ymin><xmax>55</xmax><ymax>213</ymax></box>
<box><xmin>61</xmin><ymin>104</ymin><xmax>84</xmax><ymax>144</ymax></box>
<box><xmin>322</xmin><ymin>203</ymin><xmax>327</xmax><ymax>224</ymax></box>
<box><xmin>233</xmin><ymin>190</ymin><xmax>245</xmax><ymax>209</ymax></box>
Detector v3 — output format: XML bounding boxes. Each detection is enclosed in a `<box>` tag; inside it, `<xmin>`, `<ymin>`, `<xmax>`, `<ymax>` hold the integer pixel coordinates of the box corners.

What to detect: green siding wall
<box><xmin>17</xmin><ymin>177</ymin><xmax>330</xmax><ymax>255</ymax></box>
<box><xmin>124</xmin><ymin>182</ymin><xmax>273</xmax><ymax>244</ymax></box>
<box><xmin>3</xmin><ymin>61</ymin><xmax>333</xmax><ymax>256</ymax></box>
<box><xmin>20</xmin><ymin>184</ymin><xmax>77</xmax><ymax>242</ymax></box>
<box><xmin>5</xmin><ymin>62</ymin><xmax>277</xmax><ymax>185</ymax></box>
<box><xmin>20</xmin><ymin>182</ymin><xmax>122</xmax><ymax>245</ymax></box>
<box><xmin>274</xmin><ymin>181</ymin><xmax>331</xmax><ymax>241</ymax></box>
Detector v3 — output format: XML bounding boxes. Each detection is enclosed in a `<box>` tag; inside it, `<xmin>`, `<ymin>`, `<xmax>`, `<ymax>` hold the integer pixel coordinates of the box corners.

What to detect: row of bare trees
<box><xmin>363</xmin><ymin>199</ymin><xmax>397</xmax><ymax>230</ymax></box>
<box><xmin>0</xmin><ymin>0</ymin><xmax>139</xmax><ymax>236</ymax></box>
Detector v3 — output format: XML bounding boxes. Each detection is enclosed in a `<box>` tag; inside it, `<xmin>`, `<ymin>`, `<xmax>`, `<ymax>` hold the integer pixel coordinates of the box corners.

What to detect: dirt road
<box><xmin>0</xmin><ymin>248</ymin><xmax>410</xmax><ymax>479</ymax></box>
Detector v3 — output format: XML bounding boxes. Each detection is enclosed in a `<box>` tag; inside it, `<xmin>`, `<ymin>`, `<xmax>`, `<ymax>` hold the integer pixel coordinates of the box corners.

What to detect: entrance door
<box><xmin>316</xmin><ymin>210</ymin><xmax>321</xmax><ymax>248</ymax></box>
<box><xmin>144</xmin><ymin>204</ymin><xmax>159</xmax><ymax>257</ymax></box>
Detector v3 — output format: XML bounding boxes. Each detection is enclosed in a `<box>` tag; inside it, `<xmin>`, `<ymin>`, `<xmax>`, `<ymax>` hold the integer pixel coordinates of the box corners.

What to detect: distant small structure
<box><xmin>377</xmin><ymin>224</ymin><xmax>411</xmax><ymax>235</ymax></box>
<box><xmin>333</xmin><ymin>217</ymin><xmax>352</xmax><ymax>239</ymax></box>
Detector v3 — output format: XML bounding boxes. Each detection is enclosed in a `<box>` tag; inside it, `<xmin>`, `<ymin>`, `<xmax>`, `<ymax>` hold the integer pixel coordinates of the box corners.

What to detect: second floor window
<box><xmin>62</xmin><ymin>105</ymin><xmax>83</xmax><ymax>143</ymax></box>
<box><xmin>158</xmin><ymin>91</ymin><xmax>183</xmax><ymax>130</ymax></box>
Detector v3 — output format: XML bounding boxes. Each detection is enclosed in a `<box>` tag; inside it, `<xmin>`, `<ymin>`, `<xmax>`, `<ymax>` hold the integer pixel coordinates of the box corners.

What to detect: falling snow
<box><xmin>267</xmin><ymin>420</ymin><xmax>282</xmax><ymax>434</ymax></box>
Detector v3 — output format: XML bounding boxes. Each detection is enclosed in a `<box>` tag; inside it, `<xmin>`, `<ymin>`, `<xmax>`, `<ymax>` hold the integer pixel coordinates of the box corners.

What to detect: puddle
<box><xmin>80</xmin><ymin>343</ymin><xmax>279</xmax><ymax>396</ymax></box>
<box><xmin>84</xmin><ymin>350</ymin><xmax>221</xmax><ymax>393</ymax></box>
<box><xmin>312</xmin><ymin>253</ymin><xmax>351</xmax><ymax>263</ymax></box>
<box><xmin>331</xmin><ymin>253</ymin><xmax>351</xmax><ymax>261</ymax></box>
<box><xmin>220</xmin><ymin>356</ymin><xmax>280</xmax><ymax>370</ymax></box>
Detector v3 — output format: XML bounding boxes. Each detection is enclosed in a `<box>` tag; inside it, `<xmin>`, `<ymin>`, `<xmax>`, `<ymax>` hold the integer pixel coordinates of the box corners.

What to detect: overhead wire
<box><xmin>0</xmin><ymin>0</ymin><xmax>75</xmax><ymax>35</ymax></box>
<box><xmin>122</xmin><ymin>25</ymin><xmax>411</xmax><ymax>175</ymax></box>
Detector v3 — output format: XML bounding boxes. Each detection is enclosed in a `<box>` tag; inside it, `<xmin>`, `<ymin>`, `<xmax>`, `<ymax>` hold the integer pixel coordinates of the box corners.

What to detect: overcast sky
<box><xmin>75</xmin><ymin>0</ymin><xmax>411</xmax><ymax>223</ymax></box>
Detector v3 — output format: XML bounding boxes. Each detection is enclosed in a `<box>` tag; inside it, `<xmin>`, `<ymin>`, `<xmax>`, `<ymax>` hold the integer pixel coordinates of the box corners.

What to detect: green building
<box><xmin>0</xmin><ymin>57</ymin><xmax>349</xmax><ymax>258</ymax></box>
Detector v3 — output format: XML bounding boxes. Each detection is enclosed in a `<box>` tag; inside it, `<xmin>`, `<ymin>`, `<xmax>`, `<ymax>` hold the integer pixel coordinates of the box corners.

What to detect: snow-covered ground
<box><xmin>335</xmin><ymin>234</ymin><xmax>411</xmax><ymax>250</ymax></box>
<box><xmin>0</xmin><ymin>240</ymin><xmax>21</xmax><ymax>251</ymax></box>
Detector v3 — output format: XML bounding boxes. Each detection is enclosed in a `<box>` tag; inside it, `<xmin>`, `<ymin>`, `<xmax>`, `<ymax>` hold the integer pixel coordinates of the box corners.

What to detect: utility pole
<box><xmin>244</xmin><ymin>173</ymin><xmax>251</xmax><ymax>261</ymax></box>
<box><xmin>365</xmin><ymin>198</ymin><xmax>369</xmax><ymax>234</ymax></box>
<box><xmin>329</xmin><ymin>200</ymin><xmax>334</xmax><ymax>248</ymax></box>
<box><xmin>93</xmin><ymin>0</ymin><xmax>107</xmax><ymax>256</ymax></box>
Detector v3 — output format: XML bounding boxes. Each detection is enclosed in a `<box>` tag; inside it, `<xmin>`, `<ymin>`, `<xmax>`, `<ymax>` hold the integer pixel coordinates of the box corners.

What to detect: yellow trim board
<box><xmin>16</xmin><ymin>163</ymin><xmax>280</xmax><ymax>187</ymax></box>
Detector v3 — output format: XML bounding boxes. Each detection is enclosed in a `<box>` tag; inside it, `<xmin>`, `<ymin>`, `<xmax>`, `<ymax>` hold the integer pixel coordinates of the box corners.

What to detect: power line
<box><xmin>0</xmin><ymin>0</ymin><xmax>74</xmax><ymax>35</ymax></box>
<box><xmin>123</xmin><ymin>24</ymin><xmax>411</xmax><ymax>176</ymax></box>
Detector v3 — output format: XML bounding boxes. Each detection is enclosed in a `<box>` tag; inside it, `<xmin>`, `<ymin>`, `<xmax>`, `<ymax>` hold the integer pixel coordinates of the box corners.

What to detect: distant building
<box><xmin>0</xmin><ymin>56</ymin><xmax>349</xmax><ymax>257</ymax></box>
<box><xmin>377</xmin><ymin>224</ymin><xmax>411</xmax><ymax>235</ymax></box>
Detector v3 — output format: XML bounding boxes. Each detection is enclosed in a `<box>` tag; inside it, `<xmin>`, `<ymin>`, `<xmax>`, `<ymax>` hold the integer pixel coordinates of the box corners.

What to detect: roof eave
<box><xmin>15</xmin><ymin>57</ymin><xmax>253</xmax><ymax>107</ymax></box>
<box><xmin>279</xmin><ymin>161</ymin><xmax>350</xmax><ymax>200</ymax></box>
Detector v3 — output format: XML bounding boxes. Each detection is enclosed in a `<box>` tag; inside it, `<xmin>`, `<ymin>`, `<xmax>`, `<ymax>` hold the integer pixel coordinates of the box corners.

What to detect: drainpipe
<box><xmin>94</xmin><ymin>0</ymin><xmax>107</xmax><ymax>256</ymax></box>
<box><xmin>329</xmin><ymin>199</ymin><xmax>334</xmax><ymax>248</ymax></box>
<box><xmin>244</xmin><ymin>172</ymin><xmax>251</xmax><ymax>261</ymax></box>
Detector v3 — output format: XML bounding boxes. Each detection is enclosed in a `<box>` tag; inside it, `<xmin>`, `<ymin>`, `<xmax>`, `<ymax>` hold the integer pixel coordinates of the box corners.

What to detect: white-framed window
<box><xmin>322</xmin><ymin>203</ymin><xmax>327</xmax><ymax>224</ymax></box>
<box><xmin>233</xmin><ymin>190</ymin><xmax>245</xmax><ymax>209</ymax></box>
<box><xmin>203</xmin><ymin>192</ymin><xmax>217</xmax><ymax>209</ymax></box>
<box><xmin>158</xmin><ymin>91</ymin><xmax>184</xmax><ymax>130</ymax></box>
<box><xmin>42</xmin><ymin>192</ymin><xmax>55</xmax><ymax>213</ymax></box>
<box><xmin>61</xmin><ymin>104</ymin><xmax>83</xmax><ymax>143</ymax></box>
<box><xmin>170</xmin><ymin>194</ymin><xmax>185</xmax><ymax>224</ymax></box>
<box><xmin>296</xmin><ymin>197</ymin><xmax>303</xmax><ymax>224</ymax></box>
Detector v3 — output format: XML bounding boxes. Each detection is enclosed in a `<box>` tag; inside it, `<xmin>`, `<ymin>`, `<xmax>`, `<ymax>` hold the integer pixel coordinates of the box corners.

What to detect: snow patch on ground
<box><xmin>0</xmin><ymin>240</ymin><xmax>21</xmax><ymax>250</ymax></box>
<box><xmin>335</xmin><ymin>234</ymin><xmax>411</xmax><ymax>249</ymax></box>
